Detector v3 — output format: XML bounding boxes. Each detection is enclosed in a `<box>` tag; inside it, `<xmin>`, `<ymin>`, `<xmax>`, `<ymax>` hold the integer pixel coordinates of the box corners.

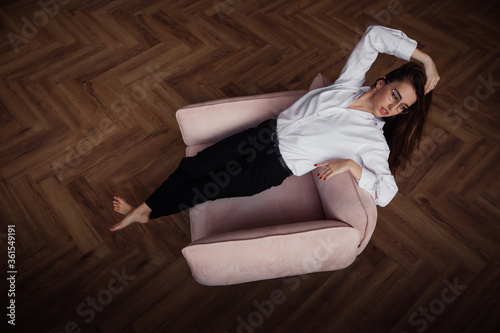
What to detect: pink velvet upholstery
<box><xmin>177</xmin><ymin>74</ymin><xmax>377</xmax><ymax>286</ymax></box>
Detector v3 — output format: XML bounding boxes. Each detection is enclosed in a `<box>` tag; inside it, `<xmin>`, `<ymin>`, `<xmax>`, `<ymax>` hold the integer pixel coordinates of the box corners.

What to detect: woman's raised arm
<box><xmin>333</xmin><ymin>25</ymin><xmax>418</xmax><ymax>89</ymax></box>
<box><xmin>411</xmin><ymin>48</ymin><xmax>440</xmax><ymax>94</ymax></box>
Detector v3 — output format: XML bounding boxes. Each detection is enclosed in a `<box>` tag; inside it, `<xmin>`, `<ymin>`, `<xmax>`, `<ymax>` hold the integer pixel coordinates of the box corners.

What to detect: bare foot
<box><xmin>113</xmin><ymin>196</ymin><xmax>134</xmax><ymax>215</ymax></box>
<box><xmin>110</xmin><ymin>202</ymin><xmax>152</xmax><ymax>232</ymax></box>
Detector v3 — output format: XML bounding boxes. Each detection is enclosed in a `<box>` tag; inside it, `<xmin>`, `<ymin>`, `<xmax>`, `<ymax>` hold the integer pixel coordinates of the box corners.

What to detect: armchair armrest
<box><xmin>176</xmin><ymin>90</ymin><xmax>306</xmax><ymax>146</ymax></box>
<box><xmin>175</xmin><ymin>73</ymin><xmax>332</xmax><ymax>147</ymax></box>
<box><xmin>313</xmin><ymin>171</ymin><xmax>377</xmax><ymax>254</ymax></box>
<box><xmin>182</xmin><ymin>220</ymin><xmax>361</xmax><ymax>286</ymax></box>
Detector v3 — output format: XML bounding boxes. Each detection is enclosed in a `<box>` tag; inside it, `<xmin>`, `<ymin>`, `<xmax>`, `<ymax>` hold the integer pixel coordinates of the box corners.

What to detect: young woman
<box><xmin>110</xmin><ymin>25</ymin><xmax>440</xmax><ymax>232</ymax></box>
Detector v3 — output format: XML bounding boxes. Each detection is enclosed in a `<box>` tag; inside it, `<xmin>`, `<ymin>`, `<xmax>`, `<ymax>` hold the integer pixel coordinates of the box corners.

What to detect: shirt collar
<box><xmin>350</xmin><ymin>87</ymin><xmax>386</xmax><ymax>129</ymax></box>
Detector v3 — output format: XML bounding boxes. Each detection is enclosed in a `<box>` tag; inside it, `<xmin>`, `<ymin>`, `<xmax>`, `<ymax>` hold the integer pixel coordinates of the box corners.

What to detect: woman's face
<box><xmin>371</xmin><ymin>79</ymin><xmax>417</xmax><ymax>117</ymax></box>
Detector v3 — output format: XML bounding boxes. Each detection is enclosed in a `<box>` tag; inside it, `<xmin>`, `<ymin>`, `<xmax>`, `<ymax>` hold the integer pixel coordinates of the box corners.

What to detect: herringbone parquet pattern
<box><xmin>1</xmin><ymin>0</ymin><xmax>499</xmax><ymax>332</ymax></box>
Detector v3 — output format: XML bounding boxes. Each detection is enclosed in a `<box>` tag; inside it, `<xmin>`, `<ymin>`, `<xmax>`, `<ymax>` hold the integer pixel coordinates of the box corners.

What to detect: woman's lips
<box><xmin>381</xmin><ymin>107</ymin><xmax>389</xmax><ymax>115</ymax></box>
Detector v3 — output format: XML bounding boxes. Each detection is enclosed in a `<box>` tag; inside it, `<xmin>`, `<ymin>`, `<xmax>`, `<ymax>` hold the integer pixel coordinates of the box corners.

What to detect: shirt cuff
<box><xmin>358</xmin><ymin>167</ymin><xmax>377</xmax><ymax>199</ymax></box>
<box><xmin>358</xmin><ymin>168</ymin><xmax>399</xmax><ymax>207</ymax></box>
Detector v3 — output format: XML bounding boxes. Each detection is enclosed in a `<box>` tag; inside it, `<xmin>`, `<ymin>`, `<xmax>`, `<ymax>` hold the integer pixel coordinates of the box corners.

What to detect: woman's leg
<box><xmin>110</xmin><ymin>145</ymin><xmax>291</xmax><ymax>230</ymax></box>
<box><xmin>111</xmin><ymin>119</ymin><xmax>283</xmax><ymax>230</ymax></box>
<box><xmin>144</xmin><ymin>119</ymin><xmax>276</xmax><ymax>218</ymax></box>
<box><xmin>154</xmin><ymin>140</ymin><xmax>291</xmax><ymax>216</ymax></box>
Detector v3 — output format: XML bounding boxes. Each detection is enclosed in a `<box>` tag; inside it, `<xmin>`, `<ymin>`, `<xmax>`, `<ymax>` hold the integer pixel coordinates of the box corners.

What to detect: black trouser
<box><xmin>145</xmin><ymin>119</ymin><xmax>292</xmax><ymax>219</ymax></box>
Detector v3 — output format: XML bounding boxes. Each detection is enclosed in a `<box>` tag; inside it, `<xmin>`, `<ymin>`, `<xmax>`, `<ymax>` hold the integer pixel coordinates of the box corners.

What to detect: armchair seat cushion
<box><xmin>188</xmin><ymin>173</ymin><xmax>325</xmax><ymax>241</ymax></box>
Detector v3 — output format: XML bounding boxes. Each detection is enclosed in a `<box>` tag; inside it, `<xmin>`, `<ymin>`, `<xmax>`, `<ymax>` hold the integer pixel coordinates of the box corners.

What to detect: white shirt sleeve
<box><xmin>358</xmin><ymin>165</ymin><xmax>398</xmax><ymax>208</ymax></box>
<box><xmin>333</xmin><ymin>25</ymin><xmax>418</xmax><ymax>89</ymax></box>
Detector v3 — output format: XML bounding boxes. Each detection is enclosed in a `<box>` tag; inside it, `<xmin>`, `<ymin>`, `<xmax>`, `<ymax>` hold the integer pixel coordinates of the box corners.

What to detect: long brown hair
<box><xmin>380</xmin><ymin>62</ymin><xmax>433</xmax><ymax>175</ymax></box>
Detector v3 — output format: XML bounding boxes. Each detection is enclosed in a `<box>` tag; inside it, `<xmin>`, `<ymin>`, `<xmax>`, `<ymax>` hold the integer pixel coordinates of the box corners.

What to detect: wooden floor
<box><xmin>1</xmin><ymin>0</ymin><xmax>499</xmax><ymax>332</ymax></box>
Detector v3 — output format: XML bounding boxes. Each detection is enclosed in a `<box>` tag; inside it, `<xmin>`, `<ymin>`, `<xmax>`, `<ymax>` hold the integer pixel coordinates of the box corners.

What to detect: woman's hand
<box><xmin>411</xmin><ymin>48</ymin><xmax>440</xmax><ymax>95</ymax></box>
<box><xmin>315</xmin><ymin>159</ymin><xmax>362</xmax><ymax>181</ymax></box>
<box><xmin>422</xmin><ymin>57</ymin><xmax>440</xmax><ymax>94</ymax></box>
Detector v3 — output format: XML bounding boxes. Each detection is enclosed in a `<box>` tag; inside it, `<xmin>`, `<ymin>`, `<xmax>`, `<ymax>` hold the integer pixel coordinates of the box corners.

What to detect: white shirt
<box><xmin>276</xmin><ymin>25</ymin><xmax>418</xmax><ymax>207</ymax></box>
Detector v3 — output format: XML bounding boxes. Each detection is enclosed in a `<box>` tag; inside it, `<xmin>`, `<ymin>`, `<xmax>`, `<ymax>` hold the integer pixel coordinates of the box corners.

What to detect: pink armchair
<box><xmin>177</xmin><ymin>74</ymin><xmax>377</xmax><ymax>286</ymax></box>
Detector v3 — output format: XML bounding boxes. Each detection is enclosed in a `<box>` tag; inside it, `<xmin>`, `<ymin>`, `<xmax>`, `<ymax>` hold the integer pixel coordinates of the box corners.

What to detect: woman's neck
<box><xmin>348</xmin><ymin>90</ymin><xmax>375</xmax><ymax>115</ymax></box>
